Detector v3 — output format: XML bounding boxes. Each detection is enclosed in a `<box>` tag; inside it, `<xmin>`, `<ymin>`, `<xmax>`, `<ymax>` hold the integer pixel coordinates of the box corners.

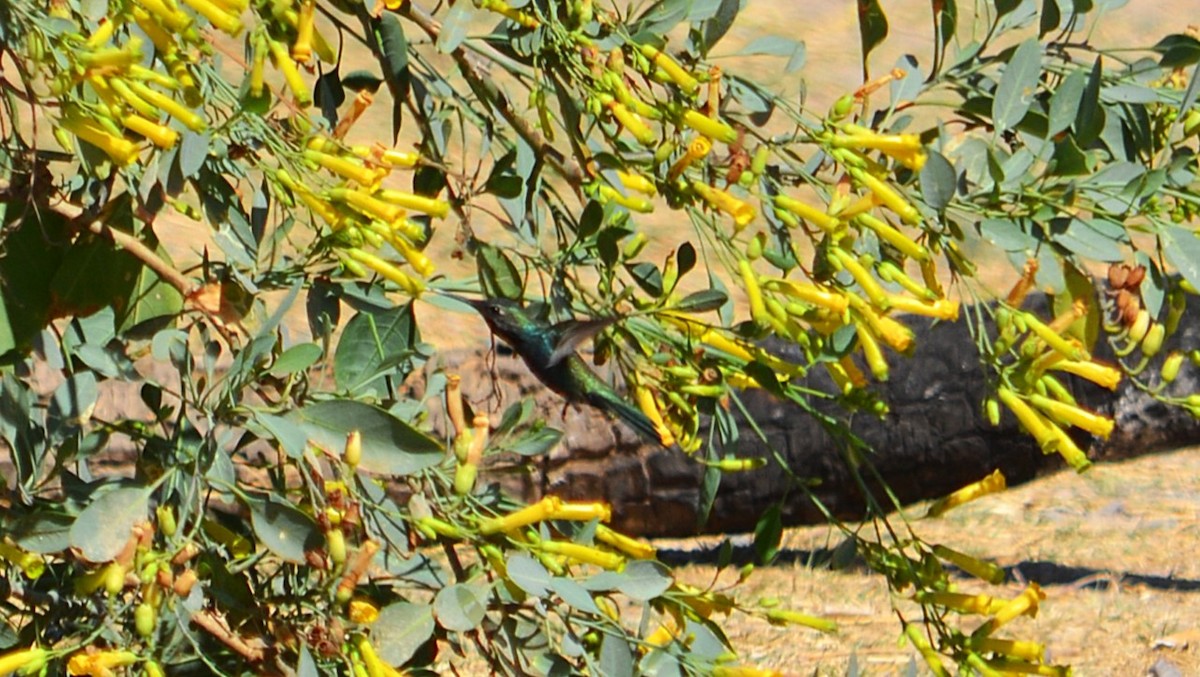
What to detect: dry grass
<box><xmin>657</xmin><ymin>445</ymin><xmax>1200</xmax><ymax>675</ymax></box>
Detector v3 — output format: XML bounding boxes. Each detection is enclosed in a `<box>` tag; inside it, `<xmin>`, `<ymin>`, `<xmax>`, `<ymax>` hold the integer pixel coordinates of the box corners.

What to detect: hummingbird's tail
<box><xmin>589</xmin><ymin>389</ymin><xmax>670</xmax><ymax>447</ymax></box>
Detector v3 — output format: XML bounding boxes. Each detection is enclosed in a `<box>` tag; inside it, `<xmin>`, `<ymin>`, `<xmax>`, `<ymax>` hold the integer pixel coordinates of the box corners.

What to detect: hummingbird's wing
<box><xmin>547</xmin><ymin>317</ymin><xmax>621</xmax><ymax>366</ymax></box>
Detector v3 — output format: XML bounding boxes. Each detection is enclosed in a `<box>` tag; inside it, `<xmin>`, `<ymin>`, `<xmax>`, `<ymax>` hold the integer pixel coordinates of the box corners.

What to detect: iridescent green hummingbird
<box><xmin>446</xmin><ymin>294</ymin><xmax>665</xmax><ymax>445</ymax></box>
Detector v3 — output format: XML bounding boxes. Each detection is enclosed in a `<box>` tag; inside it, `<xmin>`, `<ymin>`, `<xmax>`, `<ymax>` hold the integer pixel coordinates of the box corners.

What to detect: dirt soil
<box><xmin>656</xmin><ymin>445</ymin><xmax>1200</xmax><ymax>675</ymax></box>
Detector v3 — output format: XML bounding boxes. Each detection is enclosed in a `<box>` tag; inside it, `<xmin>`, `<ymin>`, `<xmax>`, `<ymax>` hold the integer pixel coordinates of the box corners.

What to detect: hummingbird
<box><xmin>446</xmin><ymin>294</ymin><xmax>666</xmax><ymax>446</ymax></box>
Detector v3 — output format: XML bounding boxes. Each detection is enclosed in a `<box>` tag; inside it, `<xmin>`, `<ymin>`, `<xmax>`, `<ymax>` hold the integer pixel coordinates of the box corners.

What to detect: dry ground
<box><xmin>654</xmin><ymin>445</ymin><xmax>1200</xmax><ymax>675</ymax></box>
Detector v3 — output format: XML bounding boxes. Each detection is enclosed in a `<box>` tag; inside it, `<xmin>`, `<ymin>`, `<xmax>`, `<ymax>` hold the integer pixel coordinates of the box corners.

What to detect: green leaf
<box><xmin>627</xmin><ymin>262</ymin><xmax>664</xmax><ymax>297</ymax></box>
<box><xmin>47</xmin><ymin>371</ymin><xmax>98</xmax><ymax>442</ymax></box>
<box><xmin>631</xmin><ymin>0</ymin><xmax>691</xmax><ymax>37</ymax></box>
<box><xmin>1051</xmin><ymin>217</ymin><xmax>1123</xmax><ymax>262</ymax></box>
<box><xmin>856</xmin><ymin>0</ymin><xmax>889</xmax><ymax>73</ymax></box>
<box><xmin>373</xmin><ymin>602</ymin><xmax>436</xmax><ymax>666</ymax></box>
<box><xmin>677</xmin><ymin>242</ymin><xmax>697</xmax><ymax>277</ymax></box>
<box><xmin>551</xmin><ymin>576</ymin><xmax>601</xmax><ymax>615</ymax></box>
<box><xmin>1076</xmin><ymin>58</ymin><xmax>1105</xmax><ymax>146</ymax></box>
<box><xmin>599</xmin><ymin>632</ymin><xmax>635</xmax><ymax>677</ymax></box>
<box><xmin>287</xmin><ymin>400</ymin><xmax>442</xmax><ymax>476</ymax></box>
<box><xmin>1164</xmin><ymin>226</ymin><xmax>1200</xmax><ymax>293</ymax></box>
<box><xmin>1153</xmin><ymin>34</ymin><xmax>1200</xmax><ymax>68</ymax></box>
<box><xmin>732</xmin><ymin>36</ymin><xmax>806</xmax><ymax>73</ymax></box>
<box><xmin>919</xmin><ymin>151</ymin><xmax>956</xmax><ymax>212</ymax></box>
<box><xmin>615</xmin><ymin>561</ymin><xmax>672</xmax><ymax>602</ymax></box>
<box><xmin>1039</xmin><ymin>0</ymin><xmax>1061</xmax><ymax>37</ymax></box>
<box><xmin>992</xmin><ymin>38</ymin><xmax>1043</xmax><ymax>133</ymax></box>
<box><xmin>69</xmin><ymin>485</ymin><xmax>152</xmax><ymax>562</ymax></box>
<box><xmin>248</xmin><ymin>498</ymin><xmax>321</xmax><ymax>564</ymax></box>
<box><xmin>271</xmin><ymin>343</ymin><xmax>322</xmax><ymax>376</ymax></box>
<box><xmin>578</xmin><ymin>200</ymin><xmax>604</xmax><ymax>238</ymax></box>
<box><xmin>752</xmin><ymin>503</ymin><xmax>782</xmax><ymax>565</ymax></box>
<box><xmin>10</xmin><ymin>512</ymin><xmax>75</xmax><ymax>554</ymax></box>
<box><xmin>476</xmin><ymin>243</ymin><xmax>524</xmax><ymax>301</ymax></box>
<box><xmin>699</xmin><ymin>0</ymin><xmax>740</xmax><ymax>55</ymax></box>
<box><xmin>1047</xmin><ymin>69</ymin><xmax>1086</xmax><ymax>138</ymax></box>
<box><xmin>334</xmin><ymin>304</ymin><xmax>419</xmax><ymax>393</ymax></box>
<box><xmin>252</xmin><ymin>411</ymin><xmax>308</xmax><ymax>459</ymax></box>
<box><xmin>436</xmin><ymin>1</ymin><xmax>474</xmax><ymax>53</ymax></box>
<box><xmin>674</xmin><ymin>290</ymin><xmax>728</xmax><ymax>313</ymax></box>
<box><xmin>341</xmin><ymin>70</ymin><xmax>384</xmax><ymax>93</ymax></box>
<box><xmin>433</xmin><ymin>583</ymin><xmax>488</xmax><ymax>632</ymax></box>
<box><xmin>499</xmin><ymin>427</ymin><xmax>563</xmax><ymax>456</ymax></box>
<box><xmin>506</xmin><ymin>553</ymin><xmax>552</xmax><ymax>597</ymax></box>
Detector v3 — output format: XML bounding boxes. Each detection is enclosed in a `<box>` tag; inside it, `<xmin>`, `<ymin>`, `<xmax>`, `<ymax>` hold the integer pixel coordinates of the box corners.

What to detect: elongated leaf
<box><xmin>993</xmin><ymin>38</ymin><xmax>1043</xmax><ymax>133</ymax></box>
<box><xmin>248</xmin><ymin>498</ymin><xmax>320</xmax><ymax>564</ymax></box>
<box><xmin>1152</xmin><ymin>34</ymin><xmax>1200</xmax><ymax>68</ymax></box>
<box><xmin>1076</xmin><ymin>58</ymin><xmax>1105</xmax><ymax>146</ymax></box>
<box><xmin>615</xmin><ymin>561</ymin><xmax>672</xmax><ymax>602</ymax></box>
<box><xmin>1047</xmin><ymin>69</ymin><xmax>1086</xmax><ymax>138</ymax></box>
<box><xmin>856</xmin><ymin>0</ymin><xmax>889</xmax><ymax>74</ymax></box>
<box><xmin>600</xmin><ymin>632</ymin><xmax>635</xmax><ymax>677</ymax></box>
<box><xmin>919</xmin><ymin>151</ymin><xmax>956</xmax><ymax>212</ymax></box>
<box><xmin>334</xmin><ymin>303</ymin><xmax>420</xmax><ymax>393</ymax></box>
<box><xmin>373</xmin><ymin>602</ymin><xmax>436</xmax><ymax>666</ymax></box>
<box><xmin>477</xmin><ymin>243</ymin><xmax>523</xmax><ymax>301</ymax></box>
<box><xmin>500</xmin><ymin>427</ymin><xmax>563</xmax><ymax>456</ymax></box>
<box><xmin>753</xmin><ymin>503</ymin><xmax>782</xmax><ymax>565</ymax></box>
<box><xmin>434</xmin><ymin>583</ymin><xmax>488</xmax><ymax>632</ymax></box>
<box><xmin>1165</xmin><ymin>226</ymin><xmax>1200</xmax><ymax>293</ymax></box>
<box><xmin>733</xmin><ymin>36</ymin><xmax>806</xmax><ymax>73</ymax></box>
<box><xmin>674</xmin><ymin>290</ymin><xmax>728</xmax><ymax>313</ymax></box>
<box><xmin>287</xmin><ymin>400</ymin><xmax>442</xmax><ymax>475</ymax></box>
<box><xmin>507</xmin><ymin>553</ymin><xmax>552</xmax><ymax>597</ymax></box>
<box><xmin>70</xmin><ymin>485</ymin><xmax>151</xmax><ymax>562</ymax></box>
<box><xmin>1039</xmin><ymin>0</ymin><xmax>1061</xmax><ymax>37</ymax></box>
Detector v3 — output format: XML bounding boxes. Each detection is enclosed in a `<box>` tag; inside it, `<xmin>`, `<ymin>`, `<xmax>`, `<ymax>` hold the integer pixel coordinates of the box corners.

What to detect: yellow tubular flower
<box><xmin>925</xmin><ymin>470</ymin><xmax>1007</xmax><ymax>518</ymax></box>
<box><xmin>832</xmin><ymin>128</ymin><xmax>928</xmax><ymax>171</ymax></box>
<box><xmin>829</xmin><ymin>247</ymin><xmax>889</xmax><ymax>309</ymax></box>
<box><xmin>330</xmin><ymin>188</ymin><xmax>402</xmax><ymax>223</ymax></box>
<box><xmin>996</xmin><ymin>387</ymin><xmax>1058</xmax><ymax>451</ymax></box>
<box><xmin>125</xmin><ymin>80</ymin><xmax>206</xmax><ymax>132</ymax></box>
<box><xmin>856</xmin><ymin>323</ymin><xmax>889</xmax><ymax>381</ymax></box>
<box><xmin>904</xmin><ymin>624</ymin><xmax>952</xmax><ymax>677</ymax></box>
<box><xmin>1021</xmin><ymin>312</ymin><xmax>1089</xmax><ymax>361</ymax></box>
<box><xmin>303</xmin><ymin>150</ymin><xmax>379</xmax><ymax>186</ymax></box>
<box><xmin>854</xmin><ymin>213</ymin><xmax>930</xmax><ymax>261</ymax></box>
<box><xmin>479</xmin><ymin>0</ymin><xmax>540</xmax><ymax>28</ymax></box>
<box><xmin>773</xmin><ymin>194</ymin><xmax>840</xmax><ymax>231</ymax></box>
<box><xmin>388</xmin><ymin>235</ymin><xmax>435</xmax><ymax>277</ymax></box>
<box><xmin>61</xmin><ymin>114</ymin><xmax>139</xmax><ymax>166</ymax></box>
<box><xmin>292</xmin><ymin>0</ymin><xmax>315</xmax><ymax>63</ymax></box>
<box><xmin>594</xmin><ymin>525</ymin><xmax>656</xmax><ymax>559</ymax></box>
<box><xmin>0</xmin><ymin>542</ymin><xmax>45</xmax><ymax>579</ymax></box>
<box><xmin>605</xmin><ymin>98</ymin><xmax>656</xmax><ymax>146</ymax></box>
<box><xmin>617</xmin><ymin>170</ymin><xmax>657</xmax><ymax>196</ymax></box>
<box><xmin>67</xmin><ymin>650</ymin><xmax>139</xmax><ymax>676</ymax></box>
<box><xmin>765</xmin><ymin>609</ymin><xmax>837</xmax><ymax>633</ymax></box>
<box><xmin>983</xmin><ymin>658</ymin><xmax>1069</xmax><ymax>677</ymax></box>
<box><xmin>354</xmin><ymin>635</ymin><xmax>404</xmax><ymax>677</ymax></box>
<box><xmin>139</xmin><ymin>0</ymin><xmax>193</xmax><ymax>31</ymax></box>
<box><xmin>848</xmin><ymin>296</ymin><xmax>913</xmax><ymax>352</ymax></box>
<box><xmin>639</xmin><ymin>44</ymin><xmax>699</xmax><ymax>95</ymax></box>
<box><xmin>597</xmin><ymin>184</ymin><xmax>654</xmax><ymax>213</ymax></box>
<box><xmin>693</xmin><ymin>181</ymin><xmax>755</xmax><ymax>229</ymax></box>
<box><xmin>479</xmin><ymin>496</ymin><xmax>561</xmax><ymax>535</ymax></box>
<box><xmin>178</xmin><ymin>0</ymin><xmax>244</xmax><ymax>35</ymax></box>
<box><xmin>348</xmin><ymin>599</ymin><xmax>380</xmax><ymax>624</ymax></box>
<box><xmin>106</xmin><ymin>77</ymin><xmax>159</xmax><ymax>119</ymax></box>
<box><xmin>667</xmin><ymin>136</ymin><xmax>712</xmax><ymax>181</ymax></box>
<box><xmin>971</xmin><ymin>637</ymin><xmax>1046</xmax><ymax>662</ymax></box>
<box><xmin>681</xmin><ymin>109</ymin><xmax>738</xmax><ymax>144</ymax></box>
<box><xmin>992</xmin><ymin>584</ymin><xmax>1046</xmax><ymax>627</ymax></box>
<box><xmin>739</xmin><ymin>259</ymin><xmax>770</xmax><ymax>327</ymax></box>
<box><xmin>378</xmin><ymin>148</ymin><xmax>421</xmax><ymax>168</ymax></box>
<box><xmin>931</xmin><ymin>543</ymin><xmax>1006</xmax><ymax>584</ymax></box>
<box><xmin>268</xmin><ymin>39</ymin><xmax>312</xmax><ymax>106</ymax></box>
<box><xmin>344</xmin><ymin>249</ymin><xmax>424</xmax><ymax>296</ymax></box>
<box><xmin>633</xmin><ymin>385</ymin><xmax>675</xmax><ymax>446</ymax></box>
<box><xmin>849</xmin><ymin>167</ymin><xmax>922</xmax><ymax>225</ymax></box>
<box><xmin>917</xmin><ymin>590</ymin><xmax>1003</xmax><ymax>615</ymax></box>
<box><xmin>1050</xmin><ymin>359</ymin><xmax>1122</xmax><ymax>391</ymax></box>
<box><xmin>537</xmin><ymin>540</ymin><xmax>625</xmax><ymax>570</ymax></box>
<box><xmin>547</xmin><ymin>501</ymin><xmax>612</xmax><ymax>523</ymax></box>
<box><xmin>248</xmin><ymin>36</ymin><xmax>267</xmax><ymax>97</ymax></box>
<box><xmin>1028</xmin><ymin>393</ymin><xmax>1114</xmax><ymax>439</ymax></box>
<box><xmin>761</xmin><ymin>278</ymin><xmax>849</xmax><ymax>314</ymax></box>
<box><xmin>713</xmin><ymin>665</ymin><xmax>784</xmax><ymax>677</ymax></box>
<box><xmin>122</xmin><ymin>114</ymin><xmax>179</xmax><ymax>148</ymax></box>
<box><xmin>376</xmin><ymin>189</ymin><xmax>450</xmax><ymax>217</ymax></box>
<box><xmin>130</xmin><ymin>9</ymin><xmax>177</xmax><ymax>56</ymax></box>
<box><xmin>886</xmin><ymin>295</ymin><xmax>959</xmax><ymax>321</ymax></box>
